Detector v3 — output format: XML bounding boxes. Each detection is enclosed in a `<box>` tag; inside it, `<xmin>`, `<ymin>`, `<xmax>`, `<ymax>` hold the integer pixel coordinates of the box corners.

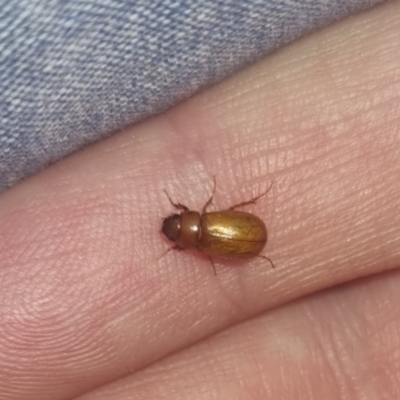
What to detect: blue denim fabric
<box><xmin>0</xmin><ymin>0</ymin><xmax>384</xmax><ymax>192</ymax></box>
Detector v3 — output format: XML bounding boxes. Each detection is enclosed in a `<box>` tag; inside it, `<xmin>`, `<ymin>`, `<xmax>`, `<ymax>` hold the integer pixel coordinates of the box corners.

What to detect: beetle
<box><xmin>161</xmin><ymin>177</ymin><xmax>275</xmax><ymax>274</ymax></box>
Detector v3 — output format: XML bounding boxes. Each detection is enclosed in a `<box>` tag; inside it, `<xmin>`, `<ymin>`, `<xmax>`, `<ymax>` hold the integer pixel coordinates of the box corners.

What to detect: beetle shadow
<box><xmin>200</xmin><ymin>255</ymin><xmax>275</xmax><ymax>274</ymax></box>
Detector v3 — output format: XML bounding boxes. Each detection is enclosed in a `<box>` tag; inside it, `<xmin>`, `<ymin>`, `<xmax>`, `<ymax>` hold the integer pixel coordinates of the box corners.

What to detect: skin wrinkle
<box><xmin>1</xmin><ymin>2</ymin><xmax>400</xmax><ymax>400</ymax></box>
<box><xmin>135</xmin><ymin>278</ymin><xmax>388</xmax><ymax>398</ymax></box>
<box><xmin>0</xmin><ymin>187</ymin><xmax>165</xmax><ymax>390</ymax></box>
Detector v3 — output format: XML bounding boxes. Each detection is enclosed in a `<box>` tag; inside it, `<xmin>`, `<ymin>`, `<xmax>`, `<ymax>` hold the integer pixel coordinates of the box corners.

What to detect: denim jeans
<box><xmin>0</xmin><ymin>0</ymin><xmax>384</xmax><ymax>192</ymax></box>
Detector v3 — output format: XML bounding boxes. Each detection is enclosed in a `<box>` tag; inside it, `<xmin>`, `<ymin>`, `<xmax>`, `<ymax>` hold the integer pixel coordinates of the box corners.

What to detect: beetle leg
<box><xmin>257</xmin><ymin>255</ymin><xmax>276</xmax><ymax>269</ymax></box>
<box><xmin>163</xmin><ymin>189</ymin><xmax>189</xmax><ymax>212</ymax></box>
<box><xmin>158</xmin><ymin>244</ymin><xmax>184</xmax><ymax>261</ymax></box>
<box><xmin>207</xmin><ymin>255</ymin><xmax>217</xmax><ymax>275</ymax></box>
<box><xmin>229</xmin><ymin>181</ymin><xmax>274</xmax><ymax>210</ymax></box>
<box><xmin>202</xmin><ymin>175</ymin><xmax>217</xmax><ymax>214</ymax></box>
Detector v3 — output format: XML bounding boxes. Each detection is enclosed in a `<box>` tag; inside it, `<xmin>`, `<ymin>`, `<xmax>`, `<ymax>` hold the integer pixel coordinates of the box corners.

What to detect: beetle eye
<box><xmin>162</xmin><ymin>214</ymin><xmax>181</xmax><ymax>242</ymax></box>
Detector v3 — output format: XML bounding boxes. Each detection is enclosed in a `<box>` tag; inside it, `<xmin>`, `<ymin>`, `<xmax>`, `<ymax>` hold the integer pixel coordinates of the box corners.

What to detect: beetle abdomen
<box><xmin>198</xmin><ymin>211</ymin><xmax>267</xmax><ymax>259</ymax></box>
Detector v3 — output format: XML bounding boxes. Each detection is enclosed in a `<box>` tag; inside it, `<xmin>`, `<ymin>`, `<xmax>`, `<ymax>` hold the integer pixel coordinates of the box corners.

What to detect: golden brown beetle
<box><xmin>161</xmin><ymin>177</ymin><xmax>274</xmax><ymax>273</ymax></box>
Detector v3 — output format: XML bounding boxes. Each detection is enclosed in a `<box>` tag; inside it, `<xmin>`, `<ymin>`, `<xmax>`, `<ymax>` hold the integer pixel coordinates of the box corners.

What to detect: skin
<box><xmin>0</xmin><ymin>1</ymin><xmax>400</xmax><ymax>399</ymax></box>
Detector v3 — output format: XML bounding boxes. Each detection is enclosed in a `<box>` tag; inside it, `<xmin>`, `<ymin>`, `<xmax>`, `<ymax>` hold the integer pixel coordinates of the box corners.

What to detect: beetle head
<box><xmin>162</xmin><ymin>214</ymin><xmax>181</xmax><ymax>243</ymax></box>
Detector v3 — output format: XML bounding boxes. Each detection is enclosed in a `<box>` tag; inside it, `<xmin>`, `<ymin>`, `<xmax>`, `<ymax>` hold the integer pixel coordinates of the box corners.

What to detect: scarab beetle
<box><xmin>161</xmin><ymin>177</ymin><xmax>275</xmax><ymax>273</ymax></box>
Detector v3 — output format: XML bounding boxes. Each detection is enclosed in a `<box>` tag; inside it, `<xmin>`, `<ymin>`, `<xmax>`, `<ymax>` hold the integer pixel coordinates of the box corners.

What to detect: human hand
<box><xmin>1</xmin><ymin>2</ymin><xmax>399</xmax><ymax>399</ymax></box>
